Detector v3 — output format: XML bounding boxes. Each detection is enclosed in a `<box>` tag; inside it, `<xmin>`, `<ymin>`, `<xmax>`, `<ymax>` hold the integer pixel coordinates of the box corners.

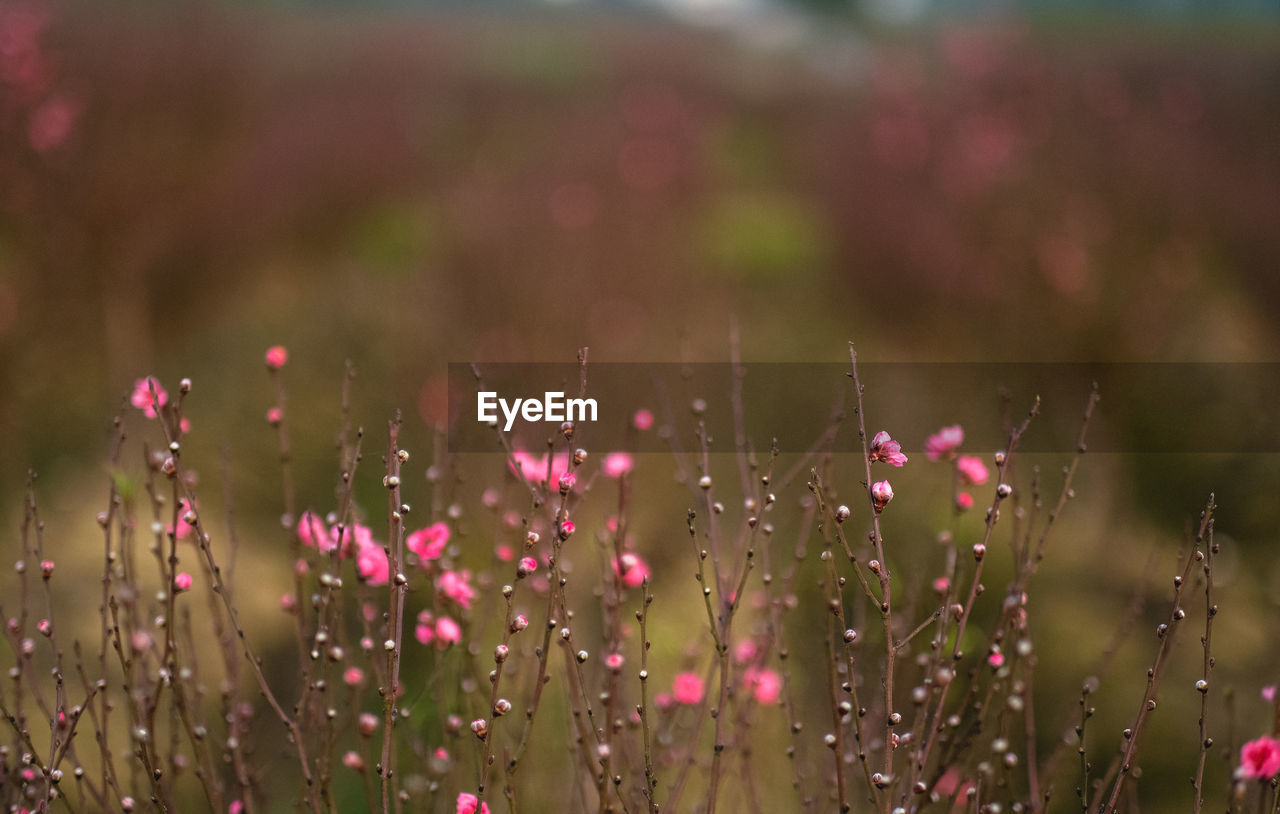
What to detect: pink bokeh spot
<box><xmin>603</xmin><ymin>452</ymin><xmax>633</xmax><ymax>478</ymax></box>
<box><xmin>613</xmin><ymin>552</ymin><xmax>650</xmax><ymax>588</ymax></box>
<box><xmin>438</xmin><ymin>570</ymin><xmax>475</xmax><ymax>609</ymax></box>
<box><xmin>956</xmin><ymin>455</ymin><xmax>989</xmax><ymax>486</ymax></box>
<box><xmin>632</xmin><ymin>409</ymin><xmax>654</xmax><ymax>431</ymax></box>
<box><xmin>745</xmin><ymin>667</ymin><xmax>781</xmax><ymax>705</ymax></box>
<box><xmin>264</xmin><ymin>345</ymin><xmax>288</xmax><ymax>369</ymax></box>
<box><xmin>672</xmin><ymin>671</ymin><xmax>704</xmax><ymax>705</ymax></box>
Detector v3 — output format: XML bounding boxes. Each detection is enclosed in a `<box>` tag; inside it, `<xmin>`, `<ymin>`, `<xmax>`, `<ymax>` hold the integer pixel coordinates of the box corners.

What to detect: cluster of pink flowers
<box><xmin>923</xmin><ymin>424</ymin><xmax>993</xmax><ymax>509</ymax></box>
<box><xmin>866</xmin><ymin>430</ymin><xmax>905</xmax><ymax>513</ymax></box>
<box><xmin>294</xmin><ymin>511</ymin><xmax>389</xmax><ymax>586</ymax></box>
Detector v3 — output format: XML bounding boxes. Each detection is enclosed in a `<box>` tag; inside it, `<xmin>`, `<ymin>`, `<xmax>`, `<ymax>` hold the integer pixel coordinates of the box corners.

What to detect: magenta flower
<box><xmin>955</xmin><ymin>492</ymin><xmax>974</xmax><ymax>511</ymax></box>
<box><xmin>407</xmin><ymin>522</ymin><xmax>450</xmax><ymax>562</ymax></box>
<box><xmin>870</xmin><ymin>480</ymin><xmax>894</xmax><ymax>513</ymax></box>
<box><xmin>355</xmin><ymin>543</ymin><xmax>389</xmax><ymax>587</ymax></box>
<box><xmin>745</xmin><ymin>667</ymin><xmax>782</xmax><ymax>705</ymax></box>
<box><xmin>343</xmin><ymin>667</ymin><xmax>364</xmax><ymax>686</ymax></box>
<box><xmin>131</xmin><ymin>377</ymin><xmax>168</xmax><ymax>419</ymax></box>
<box><xmin>633</xmin><ymin>409</ymin><xmax>655</xmax><ymax>431</ymax></box>
<box><xmin>455</xmin><ymin>792</ymin><xmax>491</xmax><ymax>814</ymax></box>
<box><xmin>1264</xmin><ymin>686</ymin><xmax>1277</xmax><ymax>704</ymax></box>
<box><xmin>612</xmin><ymin>552</ymin><xmax>651</xmax><ymax>588</ymax></box>
<box><xmin>987</xmin><ymin>651</ymin><xmax>1004</xmax><ymax>668</ymax></box>
<box><xmin>956</xmin><ymin>455</ymin><xmax>989</xmax><ymax>486</ymax></box>
<box><xmin>437</xmin><ymin>570</ymin><xmax>475</xmax><ymax>609</ymax></box>
<box><xmin>925</xmin><ymin>424</ymin><xmax>965</xmax><ymax>461</ymax></box>
<box><xmin>672</xmin><ymin>672</ymin><xmax>704</xmax><ymax>705</ymax></box>
<box><xmin>173</xmin><ymin>572</ymin><xmax>193</xmax><ymax>592</ymax></box>
<box><xmin>869</xmin><ymin>431</ymin><xmax>908</xmax><ymax>467</ymax></box>
<box><xmin>509</xmin><ymin>451</ymin><xmax>571</xmax><ymax>488</ymax></box>
<box><xmin>264</xmin><ymin>345</ymin><xmax>288</xmax><ymax>369</ymax></box>
<box><xmin>603</xmin><ymin>452</ymin><xmax>634</xmax><ymax>478</ymax></box>
<box><xmin>1241</xmin><ymin>736</ymin><xmax>1280</xmax><ymax>780</ymax></box>
<box><xmin>435</xmin><ymin>616</ymin><xmax>462</xmax><ymax>647</ymax></box>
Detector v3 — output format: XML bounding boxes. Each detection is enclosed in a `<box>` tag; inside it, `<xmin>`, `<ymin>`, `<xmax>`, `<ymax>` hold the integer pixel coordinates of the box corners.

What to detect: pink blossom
<box><xmin>228</xmin><ymin>802</ymin><xmax>244</xmax><ymax>814</ymax></box>
<box><xmin>987</xmin><ymin>651</ymin><xmax>1004</xmax><ymax>668</ymax></box>
<box><xmin>734</xmin><ymin>639</ymin><xmax>759</xmax><ymax>664</ymax></box>
<box><xmin>280</xmin><ymin>593</ymin><xmax>296</xmax><ymax>611</ymax></box>
<box><xmin>407</xmin><ymin>522</ymin><xmax>450</xmax><ymax>562</ymax></box>
<box><xmin>654</xmin><ymin>692</ymin><xmax>674</xmax><ymax>709</ymax></box>
<box><xmin>343</xmin><ymin>667</ymin><xmax>364</xmax><ymax>686</ymax></box>
<box><xmin>266</xmin><ymin>407</ymin><xmax>283</xmax><ymax>425</ymax></box>
<box><xmin>603</xmin><ymin>452</ymin><xmax>633</xmax><ymax>478</ymax></box>
<box><xmin>510</xmin><ymin>451</ymin><xmax>571</xmax><ymax>488</ymax></box>
<box><xmin>296</xmin><ymin>511</ymin><xmax>334</xmax><ymax>553</ymax></box>
<box><xmin>613</xmin><ymin>553</ymin><xmax>650</xmax><ymax>588</ymax></box>
<box><xmin>870</xmin><ymin>480</ymin><xmax>894</xmax><ymax>512</ymax></box>
<box><xmin>1264</xmin><ymin>686</ymin><xmax>1277</xmax><ymax>704</ymax></box>
<box><xmin>925</xmin><ymin>425</ymin><xmax>965</xmax><ymax>461</ymax></box>
<box><xmin>40</xmin><ymin>560</ymin><xmax>54</xmax><ymax>578</ymax></box>
<box><xmin>438</xmin><ymin>570</ymin><xmax>475</xmax><ymax>609</ymax></box>
<box><xmin>605</xmin><ymin>653</ymin><xmax>625</xmax><ymax>671</ymax></box>
<box><xmin>456</xmin><ymin>792</ymin><xmax>491</xmax><ymax>814</ymax></box>
<box><xmin>173</xmin><ymin>572</ymin><xmax>192</xmax><ymax>592</ymax></box>
<box><xmin>341</xmin><ymin>751</ymin><xmax>364</xmax><ymax>771</ymax></box>
<box><xmin>633</xmin><ymin>409</ymin><xmax>655</xmax><ymax>431</ymax></box>
<box><xmin>179</xmin><ymin>417</ymin><xmax>192</xmax><ymax>434</ymax></box>
<box><xmin>516</xmin><ymin>556</ymin><xmax>538</xmax><ymax>578</ymax></box>
<box><xmin>1241</xmin><ymin>736</ymin><xmax>1280</xmax><ymax>780</ymax></box>
<box><xmin>956</xmin><ymin>455</ymin><xmax>989</xmax><ymax>486</ymax></box>
<box><xmin>415</xmin><ymin>610</ymin><xmax>436</xmax><ymax>646</ymax></box>
<box><xmin>869</xmin><ymin>431</ymin><xmax>908</xmax><ymax>467</ymax></box>
<box><xmin>435</xmin><ymin>616</ymin><xmax>462</xmax><ymax>647</ymax></box>
<box><xmin>745</xmin><ymin>667</ymin><xmax>782</xmax><ymax>704</ymax></box>
<box><xmin>672</xmin><ymin>672</ymin><xmax>704</xmax><ymax>705</ymax></box>
<box><xmin>264</xmin><ymin>345</ymin><xmax>288</xmax><ymax>369</ymax></box>
<box><xmin>356</xmin><ymin>544</ymin><xmax>389</xmax><ymax>587</ymax></box>
<box><xmin>131</xmin><ymin>377</ymin><xmax>168</xmax><ymax>419</ymax></box>
<box><xmin>168</xmin><ymin>497</ymin><xmax>197</xmax><ymax>541</ymax></box>
<box><xmin>357</xmin><ymin>712</ymin><xmax>379</xmax><ymax>736</ymax></box>
<box><xmin>933</xmin><ymin>576</ymin><xmax>950</xmax><ymax>594</ymax></box>
<box><xmin>955</xmin><ymin>492</ymin><xmax>974</xmax><ymax>511</ymax></box>
<box><xmin>495</xmin><ymin>544</ymin><xmax>514</xmax><ymax>561</ymax></box>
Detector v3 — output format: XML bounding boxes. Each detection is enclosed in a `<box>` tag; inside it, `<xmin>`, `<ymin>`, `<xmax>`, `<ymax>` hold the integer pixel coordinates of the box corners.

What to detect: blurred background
<box><xmin>2</xmin><ymin>0</ymin><xmax>1280</xmax><ymax>809</ymax></box>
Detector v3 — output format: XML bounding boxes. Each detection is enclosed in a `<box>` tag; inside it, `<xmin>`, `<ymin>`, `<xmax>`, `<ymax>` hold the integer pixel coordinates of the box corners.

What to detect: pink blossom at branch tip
<box><xmin>40</xmin><ymin>560</ymin><xmax>54</xmax><ymax>578</ymax></box>
<box><xmin>438</xmin><ymin>570</ymin><xmax>475</xmax><ymax>609</ymax></box>
<box><xmin>456</xmin><ymin>792</ymin><xmax>491</xmax><ymax>814</ymax></box>
<box><xmin>1263</xmin><ymin>685</ymin><xmax>1277</xmax><ymax>703</ymax></box>
<box><xmin>435</xmin><ymin>616</ymin><xmax>462</xmax><ymax>647</ymax></box>
<box><xmin>516</xmin><ymin>556</ymin><xmax>538</xmax><ymax>579</ymax></box>
<box><xmin>745</xmin><ymin>668</ymin><xmax>782</xmax><ymax>704</ymax></box>
<box><xmin>869</xmin><ymin>431</ymin><xmax>908</xmax><ymax>467</ymax></box>
<box><xmin>672</xmin><ymin>672</ymin><xmax>704</xmax><ymax>704</ymax></box>
<box><xmin>280</xmin><ymin>593</ymin><xmax>296</xmax><ymax>611</ymax></box>
<box><xmin>987</xmin><ymin>651</ymin><xmax>1004</xmax><ymax>668</ymax></box>
<box><xmin>925</xmin><ymin>424</ymin><xmax>965</xmax><ymax>461</ymax></box>
<box><xmin>343</xmin><ymin>667</ymin><xmax>364</xmax><ymax>686</ymax></box>
<box><xmin>870</xmin><ymin>480</ymin><xmax>894</xmax><ymax>512</ymax></box>
<box><xmin>407</xmin><ymin>522</ymin><xmax>450</xmax><ymax>562</ymax></box>
<box><xmin>355</xmin><ymin>543</ymin><xmax>389</xmax><ymax>586</ymax></box>
<box><xmin>933</xmin><ymin>576</ymin><xmax>950</xmax><ymax>594</ymax></box>
<box><xmin>131</xmin><ymin>377</ymin><xmax>168</xmax><ymax>419</ymax></box>
<box><xmin>633</xmin><ymin>409</ymin><xmax>654</xmax><ymax>431</ymax></box>
<box><xmin>341</xmin><ymin>751</ymin><xmax>363</xmax><ymax>771</ymax></box>
<box><xmin>266</xmin><ymin>407</ymin><xmax>282</xmax><ymax>425</ymax></box>
<box><xmin>603</xmin><ymin>452</ymin><xmax>633</xmax><ymax>478</ymax></box>
<box><xmin>1241</xmin><ymin>737</ymin><xmax>1280</xmax><ymax>779</ymax></box>
<box><xmin>613</xmin><ymin>552</ymin><xmax>650</xmax><ymax>588</ymax></box>
<box><xmin>605</xmin><ymin>653</ymin><xmax>625</xmax><ymax>671</ymax></box>
<box><xmin>173</xmin><ymin>572</ymin><xmax>192</xmax><ymax>592</ymax></box>
<box><xmin>955</xmin><ymin>492</ymin><xmax>974</xmax><ymax>511</ymax></box>
<box><xmin>228</xmin><ymin>802</ymin><xmax>243</xmax><ymax>814</ymax></box>
<box><xmin>956</xmin><ymin>455</ymin><xmax>989</xmax><ymax>486</ymax></box>
<box><xmin>264</xmin><ymin>345</ymin><xmax>288</xmax><ymax>369</ymax></box>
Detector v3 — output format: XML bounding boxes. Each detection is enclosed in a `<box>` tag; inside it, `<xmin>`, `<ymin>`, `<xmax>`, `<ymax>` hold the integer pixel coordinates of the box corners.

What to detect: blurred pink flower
<box><xmin>266</xmin><ymin>407</ymin><xmax>283</xmax><ymax>425</ymax></box>
<box><xmin>1241</xmin><ymin>737</ymin><xmax>1280</xmax><ymax>780</ymax></box>
<box><xmin>264</xmin><ymin>345</ymin><xmax>288</xmax><ymax>369</ymax></box>
<box><xmin>672</xmin><ymin>672</ymin><xmax>704</xmax><ymax>705</ymax></box>
<box><xmin>343</xmin><ymin>667</ymin><xmax>364</xmax><ymax>686</ymax></box>
<box><xmin>296</xmin><ymin>511</ymin><xmax>334</xmax><ymax>553</ymax></box>
<box><xmin>633</xmin><ymin>409</ymin><xmax>654</xmax><ymax>431</ymax></box>
<box><xmin>1264</xmin><ymin>686</ymin><xmax>1277</xmax><ymax>704</ymax></box>
<box><xmin>435</xmin><ymin>616</ymin><xmax>461</xmax><ymax>647</ymax></box>
<box><xmin>510</xmin><ymin>451</ymin><xmax>571</xmax><ymax>488</ymax></box>
<box><xmin>869</xmin><ymin>431</ymin><xmax>908</xmax><ymax>467</ymax></box>
<box><xmin>27</xmin><ymin>93</ymin><xmax>78</xmax><ymax>153</ymax></box>
<box><xmin>612</xmin><ymin>552</ymin><xmax>650</xmax><ymax>588</ymax></box>
<box><xmin>228</xmin><ymin>802</ymin><xmax>244</xmax><ymax>814</ymax></box>
<box><xmin>925</xmin><ymin>425</ymin><xmax>965</xmax><ymax>461</ymax></box>
<box><xmin>955</xmin><ymin>492</ymin><xmax>974</xmax><ymax>511</ymax></box>
<box><xmin>745</xmin><ymin>667</ymin><xmax>782</xmax><ymax>705</ymax></box>
<box><xmin>414</xmin><ymin>610</ymin><xmax>435</xmax><ymax>646</ymax></box>
<box><xmin>356</xmin><ymin>543</ymin><xmax>389</xmax><ymax>586</ymax></box>
<box><xmin>603</xmin><ymin>452</ymin><xmax>633</xmax><ymax>478</ymax></box>
<box><xmin>173</xmin><ymin>572</ymin><xmax>192</xmax><ymax>592</ymax></box>
<box><xmin>407</xmin><ymin>522</ymin><xmax>450</xmax><ymax>562</ymax></box>
<box><xmin>131</xmin><ymin>377</ymin><xmax>168</xmax><ymax>419</ymax></box>
<box><xmin>438</xmin><ymin>570</ymin><xmax>475</xmax><ymax>609</ymax></box>
<box><xmin>933</xmin><ymin>576</ymin><xmax>950</xmax><ymax>594</ymax></box>
<box><xmin>455</xmin><ymin>792</ymin><xmax>490</xmax><ymax>814</ymax></box>
<box><xmin>734</xmin><ymin>639</ymin><xmax>758</xmax><ymax>664</ymax></box>
<box><xmin>956</xmin><ymin>455</ymin><xmax>988</xmax><ymax>486</ymax></box>
<box><xmin>987</xmin><ymin>651</ymin><xmax>1004</xmax><ymax>669</ymax></box>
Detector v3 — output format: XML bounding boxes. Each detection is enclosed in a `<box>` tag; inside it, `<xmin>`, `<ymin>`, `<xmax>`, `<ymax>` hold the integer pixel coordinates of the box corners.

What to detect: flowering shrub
<box><xmin>0</xmin><ymin>346</ymin><xmax>1272</xmax><ymax>814</ymax></box>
